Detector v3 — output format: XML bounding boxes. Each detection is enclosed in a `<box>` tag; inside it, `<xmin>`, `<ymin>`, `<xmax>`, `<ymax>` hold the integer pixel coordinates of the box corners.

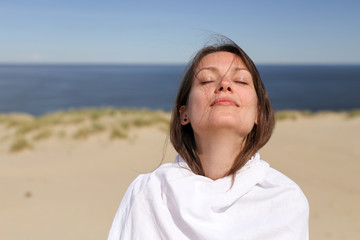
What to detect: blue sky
<box><xmin>1</xmin><ymin>0</ymin><xmax>359</xmax><ymax>64</ymax></box>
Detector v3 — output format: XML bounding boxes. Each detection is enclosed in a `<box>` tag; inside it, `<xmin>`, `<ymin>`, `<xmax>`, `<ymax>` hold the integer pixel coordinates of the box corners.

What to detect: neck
<box><xmin>194</xmin><ymin>129</ymin><xmax>244</xmax><ymax>180</ymax></box>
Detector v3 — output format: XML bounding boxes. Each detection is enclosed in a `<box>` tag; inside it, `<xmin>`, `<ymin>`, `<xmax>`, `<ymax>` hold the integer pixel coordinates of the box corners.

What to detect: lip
<box><xmin>211</xmin><ymin>97</ymin><xmax>239</xmax><ymax>107</ymax></box>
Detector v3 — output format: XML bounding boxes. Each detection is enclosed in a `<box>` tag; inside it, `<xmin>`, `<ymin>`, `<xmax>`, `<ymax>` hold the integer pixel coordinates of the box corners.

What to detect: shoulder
<box><xmin>264</xmin><ymin>166</ymin><xmax>306</xmax><ymax>193</ymax></box>
<box><xmin>260</xmin><ymin>163</ymin><xmax>309</xmax><ymax>212</ymax></box>
<box><xmin>107</xmin><ymin>163</ymin><xmax>184</xmax><ymax>239</ymax></box>
<box><xmin>251</xmin><ymin>163</ymin><xmax>309</xmax><ymax>238</ymax></box>
<box><xmin>263</xmin><ymin>166</ymin><xmax>300</xmax><ymax>185</ymax></box>
<box><xmin>125</xmin><ymin>161</ymin><xmax>191</xmax><ymax>198</ymax></box>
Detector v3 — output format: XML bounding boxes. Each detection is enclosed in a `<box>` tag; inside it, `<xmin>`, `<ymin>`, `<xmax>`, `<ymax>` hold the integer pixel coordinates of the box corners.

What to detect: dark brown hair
<box><xmin>170</xmin><ymin>38</ymin><xmax>275</xmax><ymax>177</ymax></box>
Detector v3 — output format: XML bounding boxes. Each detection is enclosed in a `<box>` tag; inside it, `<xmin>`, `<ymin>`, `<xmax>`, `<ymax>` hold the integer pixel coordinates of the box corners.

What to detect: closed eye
<box><xmin>200</xmin><ymin>81</ymin><xmax>214</xmax><ymax>85</ymax></box>
<box><xmin>234</xmin><ymin>80</ymin><xmax>247</xmax><ymax>85</ymax></box>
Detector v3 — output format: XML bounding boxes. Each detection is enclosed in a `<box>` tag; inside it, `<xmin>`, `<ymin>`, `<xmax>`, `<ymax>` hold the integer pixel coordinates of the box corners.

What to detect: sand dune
<box><xmin>0</xmin><ymin>110</ymin><xmax>359</xmax><ymax>239</ymax></box>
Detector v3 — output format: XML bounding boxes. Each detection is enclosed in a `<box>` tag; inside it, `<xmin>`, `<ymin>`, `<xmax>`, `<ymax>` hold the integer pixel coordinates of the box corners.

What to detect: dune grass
<box><xmin>1</xmin><ymin>108</ymin><xmax>359</xmax><ymax>152</ymax></box>
<box><xmin>0</xmin><ymin>108</ymin><xmax>170</xmax><ymax>152</ymax></box>
<box><xmin>72</xmin><ymin>122</ymin><xmax>106</xmax><ymax>139</ymax></box>
<box><xmin>274</xmin><ymin>110</ymin><xmax>356</xmax><ymax>121</ymax></box>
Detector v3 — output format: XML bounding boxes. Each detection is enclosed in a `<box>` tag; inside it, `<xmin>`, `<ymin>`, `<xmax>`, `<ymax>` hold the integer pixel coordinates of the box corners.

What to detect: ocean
<box><xmin>0</xmin><ymin>64</ymin><xmax>359</xmax><ymax>115</ymax></box>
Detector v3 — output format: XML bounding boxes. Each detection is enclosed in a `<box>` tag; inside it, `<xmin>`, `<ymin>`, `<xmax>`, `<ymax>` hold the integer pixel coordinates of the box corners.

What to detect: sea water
<box><xmin>0</xmin><ymin>64</ymin><xmax>359</xmax><ymax>115</ymax></box>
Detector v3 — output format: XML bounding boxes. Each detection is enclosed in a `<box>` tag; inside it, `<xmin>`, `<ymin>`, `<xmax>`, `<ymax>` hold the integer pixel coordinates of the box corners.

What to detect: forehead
<box><xmin>196</xmin><ymin>51</ymin><xmax>247</xmax><ymax>71</ymax></box>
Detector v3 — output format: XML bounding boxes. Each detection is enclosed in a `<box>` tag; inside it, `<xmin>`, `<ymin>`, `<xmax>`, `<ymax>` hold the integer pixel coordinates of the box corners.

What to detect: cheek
<box><xmin>187</xmin><ymin>87</ymin><xmax>211</xmax><ymax>116</ymax></box>
<box><xmin>241</xmin><ymin>89</ymin><xmax>258</xmax><ymax>106</ymax></box>
<box><xmin>249</xmin><ymin>93</ymin><xmax>259</xmax><ymax>122</ymax></box>
<box><xmin>240</xmin><ymin>89</ymin><xmax>258</xmax><ymax>121</ymax></box>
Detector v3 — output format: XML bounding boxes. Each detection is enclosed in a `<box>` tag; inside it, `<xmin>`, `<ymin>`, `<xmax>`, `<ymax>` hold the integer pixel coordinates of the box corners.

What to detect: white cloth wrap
<box><xmin>108</xmin><ymin>153</ymin><xmax>309</xmax><ymax>240</ymax></box>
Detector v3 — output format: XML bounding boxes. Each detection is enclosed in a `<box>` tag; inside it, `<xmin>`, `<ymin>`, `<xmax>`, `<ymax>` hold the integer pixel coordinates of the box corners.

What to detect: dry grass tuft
<box><xmin>110</xmin><ymin>127</ymin><xmax>128</xmax><ymax>139</ymax></box>
<box><xmin>10</xmin><ymin>138</ymin><xmax>33</xmax><ymax>152</ymax></box>
<box><xmin>33</xmin><ymin>129</ymin><xmax>53</xmax><ymax>141</ymax></box>
<box><xmin>275</xmin><ymin>110</ymin><xmax>315</xmax><ymax>121</ymax></box>
<box><xmin>275</xmin><ymin>111</ymin><xmax>301</xmax><ymax>121</ymax></box>
<box><xmin>347</xmin><ymin>109</ymin><xmax>360</xmax><ymax>118</ymax></box>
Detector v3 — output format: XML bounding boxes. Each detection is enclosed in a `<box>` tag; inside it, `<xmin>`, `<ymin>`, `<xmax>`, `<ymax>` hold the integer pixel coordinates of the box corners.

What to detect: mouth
<box><xmin>210</xmin><ymin>97</ymin><xmax>239</xmax><ymax>107</ymax></box>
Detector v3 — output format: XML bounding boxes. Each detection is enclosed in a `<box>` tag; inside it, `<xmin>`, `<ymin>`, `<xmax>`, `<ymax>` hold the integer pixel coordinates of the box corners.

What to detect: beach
<box><xmin>0</xmin><ymin>109</ymin><xmax>359</xmax><ymax>239</ymax></box>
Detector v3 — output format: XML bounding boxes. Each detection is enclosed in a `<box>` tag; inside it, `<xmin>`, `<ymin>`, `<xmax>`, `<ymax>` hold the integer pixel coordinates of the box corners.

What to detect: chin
<box><xmin>208</xmin><ymin>117</ymin><xmax>239</xmax><ymax>128</ymax></box>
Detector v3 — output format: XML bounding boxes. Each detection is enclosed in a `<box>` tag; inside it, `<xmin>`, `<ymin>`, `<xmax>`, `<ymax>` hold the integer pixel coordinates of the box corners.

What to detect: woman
<box><xmin>108</xmin><ymin>39</ymin><xmax>309</xmax><ymax>240</ymax></box>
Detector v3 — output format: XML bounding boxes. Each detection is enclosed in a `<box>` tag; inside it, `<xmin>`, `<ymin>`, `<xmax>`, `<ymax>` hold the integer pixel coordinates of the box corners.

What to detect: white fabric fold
<box><xmin>108</xmin><ymin>153</ymin><xmax>309</xmax><ymax>240</ymax></box>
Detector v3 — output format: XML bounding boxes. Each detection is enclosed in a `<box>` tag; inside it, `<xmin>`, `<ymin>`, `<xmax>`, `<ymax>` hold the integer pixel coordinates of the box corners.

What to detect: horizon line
<box><xmin>0</xmin><ymin>62</ymin><xmax>360</xmax><ymax>66</ymax></box>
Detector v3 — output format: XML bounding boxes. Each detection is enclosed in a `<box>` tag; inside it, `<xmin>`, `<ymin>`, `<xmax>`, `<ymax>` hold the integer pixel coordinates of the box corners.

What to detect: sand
<box><xmin>0</xmin><ymin>112</ymin><xmax>359</xmax><ymax>239</ymax></box>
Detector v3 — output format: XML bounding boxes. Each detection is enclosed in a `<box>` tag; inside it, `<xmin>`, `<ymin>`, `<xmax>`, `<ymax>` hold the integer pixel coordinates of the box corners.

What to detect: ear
<box><xmin>179</xmin><ymin>105</ymin><xmax>190</xmax><ymax>125</ymax></box>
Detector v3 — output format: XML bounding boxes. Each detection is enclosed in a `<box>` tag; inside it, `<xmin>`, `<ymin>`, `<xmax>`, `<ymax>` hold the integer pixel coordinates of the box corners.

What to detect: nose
<box><xmin>215</xmin><ymin>77</ymin><xmax>232</xmax><ymax>93</ymax></box>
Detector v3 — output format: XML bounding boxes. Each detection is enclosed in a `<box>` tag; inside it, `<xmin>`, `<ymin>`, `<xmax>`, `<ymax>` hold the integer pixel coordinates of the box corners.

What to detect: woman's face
<box><xmin>182</xmin><ymin>51</ymin><xmax>258</xmax><ymax>137</ymax></box>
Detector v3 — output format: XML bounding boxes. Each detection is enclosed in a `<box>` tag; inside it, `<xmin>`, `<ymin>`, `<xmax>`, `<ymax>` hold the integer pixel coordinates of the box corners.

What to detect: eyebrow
<box><xmin>195</xmin><ymin>66</ymin><xmax>249</xmax><ymax>76</ymax></box>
